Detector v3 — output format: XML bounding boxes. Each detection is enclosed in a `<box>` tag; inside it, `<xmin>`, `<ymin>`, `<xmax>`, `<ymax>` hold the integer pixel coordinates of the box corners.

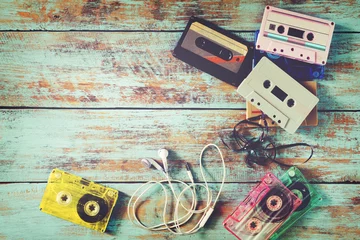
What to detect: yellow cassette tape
<box><xmin>39</xmin><ymin>169</ymin><xmax>118</xmax><ymax>232</ymax></box>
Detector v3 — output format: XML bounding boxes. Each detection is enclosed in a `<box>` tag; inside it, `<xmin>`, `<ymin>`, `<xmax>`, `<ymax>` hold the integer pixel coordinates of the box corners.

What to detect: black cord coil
<box><xmin>221</xmin><ymin>114</ymin><xmax>313</xmax><ymax>167</ymax></box>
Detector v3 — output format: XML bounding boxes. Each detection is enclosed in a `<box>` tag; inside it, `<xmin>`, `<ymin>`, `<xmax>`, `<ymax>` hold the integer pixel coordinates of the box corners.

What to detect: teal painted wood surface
<box><xmin>0</xmin><ymin>32</ymin><xmax>359</xmax><ymax>109</ymax></box>
<box><xmin>0</xmin><ymin>110</ymin><xmax>359</xmax><ymax>183</ymax></box>
<box><xmin>0</xmin><ymin>0</ymin><xmax>359</xmax><ymax>239</ymax></box>
<box><xmin>0</xmin><ymin>0</ymin><xmax>359</xmax><ymax>31</ymax></box>
<box><xmin>0</xmin><ymin>183</ymin><xmax>359</xmax><ymax>239</ymax></box>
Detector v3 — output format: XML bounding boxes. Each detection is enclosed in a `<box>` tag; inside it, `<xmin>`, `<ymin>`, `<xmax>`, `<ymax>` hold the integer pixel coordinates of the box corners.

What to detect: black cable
<box><xmin>221</xmin><ymin>114</ymin><xmax>314</xmax><ymax>167</ymax></box>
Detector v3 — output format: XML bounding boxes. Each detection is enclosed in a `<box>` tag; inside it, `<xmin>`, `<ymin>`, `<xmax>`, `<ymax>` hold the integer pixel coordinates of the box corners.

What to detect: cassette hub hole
<box><xmin>84</xmin><ymin>201</ymin><xmax>100</xmax><ymax>216</ymax></box>
<box><xmin>247</xmin><ymin>218</ymin><xmax>262</xmax><ymax>234</ymax></box>
<box><xmin>263</xmin><ymin>80</ymin><xmax>271</xmax><ymax>89</ymax></box>
<box><xmin>267</xmin><ymin>195</ymin><xmax>283</xmax><ymax>211</ymax></box>
<box><xmin>287</xmin><ymin>99</ymin><xmax>295</xmax><ymax>107</ymax></box>
<box><xmin>307</xmin><ymin>33</ymin><xmax>314</xmax><ymax>41</ymax></box>
<box><xmin>61</xmin><ymin>195</ymin><xmax>68</xmax><ymax>202</ymax></box>
<box><xmin>277</xmin><ymin>25</ymin><xmax>285</xmax><ymax>34</ymax></box>
<box><xmin>56</xmin><ymin>191</ymin><xmax>72</xmax><ymax>205</ymax></box>
<box><xmin>292</xmin><ymin>189</ymin><xmax>304</xmax><ymax>200</ymax></box>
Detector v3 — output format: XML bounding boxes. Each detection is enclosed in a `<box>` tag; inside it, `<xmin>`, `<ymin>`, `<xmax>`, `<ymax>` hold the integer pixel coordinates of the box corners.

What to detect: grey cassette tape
<box><xmin>237</xmin><ymin>57</ymin><xmax>319</xmax><ymax>133</ymax></box>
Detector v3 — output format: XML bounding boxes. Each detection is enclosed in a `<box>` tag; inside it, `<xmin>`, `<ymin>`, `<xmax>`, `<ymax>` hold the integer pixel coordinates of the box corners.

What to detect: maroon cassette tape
<box><xmin>223</xmin><ymin>173</ymin><xmax>302</xmax><ymax>239</ymax></box>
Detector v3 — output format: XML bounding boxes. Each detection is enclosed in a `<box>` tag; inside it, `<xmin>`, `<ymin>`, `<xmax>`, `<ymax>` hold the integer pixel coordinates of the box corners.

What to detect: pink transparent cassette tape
<box><xmin>256</xmin><ymin>6</ymin><xmax>335</xmax><ymax>66</ymax></box>
<box><xmin>223</xmin><ymin>173</ymin><xmax>302</xmax><ymax>240</ymax></box>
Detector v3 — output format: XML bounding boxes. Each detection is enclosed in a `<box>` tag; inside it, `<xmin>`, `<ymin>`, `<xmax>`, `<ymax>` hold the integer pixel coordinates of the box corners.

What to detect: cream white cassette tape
<box><xmin>237</xmin><ymin>57</ymin><xmax>319</xmax><ymax>134</ymax></box>
<box><xmin>256</xmin><ymin>6</ymin><xmax>335</xmax><ymax>66</ymax></box>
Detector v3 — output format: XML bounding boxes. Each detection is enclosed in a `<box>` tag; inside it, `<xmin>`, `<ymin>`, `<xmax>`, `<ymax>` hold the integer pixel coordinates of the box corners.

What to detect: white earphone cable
<box><xmin>127</xmin><ymin>144</ymin><xmax>226</xmax><ymax>235</ymax></box>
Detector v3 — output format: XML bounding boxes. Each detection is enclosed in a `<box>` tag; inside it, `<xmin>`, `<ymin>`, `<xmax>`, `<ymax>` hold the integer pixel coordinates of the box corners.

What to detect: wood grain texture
<box><xmin>1</xmin><ymin>1</ymin><xmax>359</xmax><ymax>239</ymax></box>
<box><xmin>0</xmin><ymin>183</ymin><xmax>359</xmax><ymax>239</ymax></box>
<box><xmin>1</xmin><ymin>109</ymin><xmax>359</xmax><ymax>183</ymax></box>
<box><xmin>0</xmin><ymin>0</ymin><xmax>359</xmax><ymax>31</ymax></box>
<box><xmin>0</xmin><ymin>32</ymin><xmax>359</xmax><ymax>109</ymax></box>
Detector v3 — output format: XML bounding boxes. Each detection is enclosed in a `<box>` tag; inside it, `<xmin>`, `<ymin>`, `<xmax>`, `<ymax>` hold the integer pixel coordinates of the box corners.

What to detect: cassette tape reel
<box><xmin>173</xmin><ymin>16</ymin><xmax>254</xmax><ymax>87</ymax></box>
<box><xmin>256</xmin><ymin>6</ymin><xmax>335</xmax><ymax>66</ymax></box>
<box><xmin>223</xmin><ymin>173</ymin><xmax>302</xmax><ymax>239</ymax></box>
<box><xmin>271</xmin><ymin>167</ymin><xmax>322</xmax><ymax>239</ymax></box>
<box><xmin>39</xmin><ymin>169</ymin><xmax>118</xmax><ymax>232</ymax></box>
<box><xmin>237</xmin><ymin>57</ymin><xmax>319</xmax><ymax>134</ymax></box>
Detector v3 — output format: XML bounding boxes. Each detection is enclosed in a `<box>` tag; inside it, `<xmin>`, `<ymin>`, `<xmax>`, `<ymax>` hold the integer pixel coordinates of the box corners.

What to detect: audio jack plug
<box><xmin>185</xmin><ymin>162</ymin><xmax>194</xmax><ymax>184</ymax></box>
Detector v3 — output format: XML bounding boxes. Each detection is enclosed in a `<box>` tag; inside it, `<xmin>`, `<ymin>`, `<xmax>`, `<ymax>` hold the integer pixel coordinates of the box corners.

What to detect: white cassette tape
<box><xmin>237</xmin><ymin>57</ymin><xmax>319</xmax><ymax>133</ymax></box>
<box><xmin>256</xmin><ymin>6</ymin><xmax>335</xmax><ymax>66</ymax></box>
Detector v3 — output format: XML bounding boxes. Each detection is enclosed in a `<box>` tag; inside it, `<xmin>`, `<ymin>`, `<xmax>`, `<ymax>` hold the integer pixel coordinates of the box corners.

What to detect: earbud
<box><xmin>158</xmin><ymin>148</ymin><xmax>169</xmax><ymax>173</ymax></box>
<box><xmin>141</xmin><ymin>158</ymin><xmax>165</xmax><ymax>174</ymax></box>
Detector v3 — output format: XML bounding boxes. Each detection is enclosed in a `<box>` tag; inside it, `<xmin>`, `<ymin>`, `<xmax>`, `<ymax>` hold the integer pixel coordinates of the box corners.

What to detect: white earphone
<box><xmin>128</xmin><ymin>144</ymin><xmax>226</xmax><ymax>235</ymax></box>
<box><xmin>140</xmin><ymin>148</ymin><xmax>169</xmax><ymax>175</ymax></box>
<box><xmin>158</xmin><ymin>148</ymin><xmax>169</xmax><ymax>173</ymax></box>
<box><xmin>141</xmin><ymin>158</ymin><xmax>165</xmax><ymax>174</ymax></box>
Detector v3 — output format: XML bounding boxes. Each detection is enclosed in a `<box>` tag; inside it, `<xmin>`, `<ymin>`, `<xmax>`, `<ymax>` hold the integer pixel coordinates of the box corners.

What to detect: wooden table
<box><xmin>0</xmin><ymin>1</ymin><xmax>359</xmax><ymax>239</ymax></box>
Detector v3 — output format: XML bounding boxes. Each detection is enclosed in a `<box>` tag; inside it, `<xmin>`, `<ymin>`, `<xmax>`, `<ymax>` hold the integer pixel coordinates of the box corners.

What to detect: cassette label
<box><xmin>271</xmin><ymin>167</ymin><xmax>322</xmax><ymax>239</ymax></box>
<box><xmin>39</xmin><ymin>169</ymin><xmax>118</xmax><ymax>232</ymax></box>
<box><xmin>223</xmin><ymin>173</ymin><xmax>302</xmax><ymax>239</ymax></box>
<box><xmin>173</xmin><ymin>17</ymin><xmax>254</xmax><ymax>87</ymax></box>
<box><xmin>256</xmin><ymin>6</ymin><xmax>335</xmax><ymax>65</ymax></box>
<box><xmin>237</xmin><ymin>57</ymin><xmax>319</xmax><ymax>133</ymax></box>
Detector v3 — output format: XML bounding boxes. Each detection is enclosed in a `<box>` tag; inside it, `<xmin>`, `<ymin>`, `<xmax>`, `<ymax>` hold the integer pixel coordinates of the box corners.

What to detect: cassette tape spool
<box><xmin>173</xmin><ymin>16</ymin><xmax>254</xmax><ymax>87</ymax></box>
<box><xmin>270</xmin><ymin>167</ymin><xmax>322</xmax><ymax>239</ymax></box>
<box><xmin>254</xmin><ymin>30</ymin><xmax>325</xmax><ymax>80</ymax></box>
<box><xmin>223</xmin><ymin>173</ymin><xmax>302</xmax><ymax>240</ymax></box>
<box><xmin>237</xmin><ymin>57</ymin><xmax>319</xmax><ymax>133</ymax></box>
<box><xmin>256</xmin><ymin>6</ymin><xmax>335</xmax><ymax>66</ymax></box>
<box><xmin>39</xmin><ymin>169</ymin><xmax>118</xmax><ymax>232</ymax></box>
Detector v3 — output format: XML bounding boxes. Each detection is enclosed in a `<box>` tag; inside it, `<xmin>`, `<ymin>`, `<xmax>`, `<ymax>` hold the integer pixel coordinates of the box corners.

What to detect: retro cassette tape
<box><xmin>39</xmin><ymin>169</ymin><xmax>118</xmax><ymax>232</ymax></box>
<box><xmin>173</xmin><ymin>16</ymin><xmax>254</xmax><ymax>87</ymax></box>
<box><xmin>254</xmin><ymin>30</ymin><xmax>325</xmax><ymax>80</ymax></box>
<box><xmin>223</xmin><ymin>173</ymin><xmax>302</xmax><ymax>240</ymax></box>
<box><xmin>246</xmin><ymin>81</ymin><xmax>318</xmax><ymax>128</ymax></box>
<box><xmin>237</xmin><ymin>57</ymin><xmax>319</xmax><ymax>133</ymax></box>
<box><xmin>256</xmin><ymin>6</ymin><xmax>335</xmax><ymax>66</ymax></box>
<box><xmin>271</xmin><ymin>167</ymin><xmax>322</xmax><ymax>239</ymax></box>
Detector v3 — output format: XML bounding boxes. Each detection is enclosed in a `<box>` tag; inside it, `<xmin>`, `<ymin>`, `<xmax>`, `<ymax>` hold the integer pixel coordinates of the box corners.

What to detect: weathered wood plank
<box><xmin>0</xmin><ymin>32</ymin><xmax>359</xmax><ymax>109</ymax></box>
<box><xmin>0</xmin><ymin>0</ymin><xmax>358</xmax><ymax>31</ymax></box>
<box><xmin>0</xmin><ymin>183</ymin><xmax>358</xmax><ymax>239</ymax></box>
<box><xmin>1</xmin><ymin>109</ymin><xmax>358</xmax><ymax>183</ymax></box>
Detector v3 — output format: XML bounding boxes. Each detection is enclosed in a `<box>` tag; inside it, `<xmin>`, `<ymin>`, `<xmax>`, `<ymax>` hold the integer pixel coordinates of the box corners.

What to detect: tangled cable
<box><xmin>127</xmin><ymin>144</ymin><xmax>226</xmax><ymax>235</ymax></box>
<box><xmin>221</xmin><ymin>114</ymin><xmax>313</xmax><ymax>167</ymax></box>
